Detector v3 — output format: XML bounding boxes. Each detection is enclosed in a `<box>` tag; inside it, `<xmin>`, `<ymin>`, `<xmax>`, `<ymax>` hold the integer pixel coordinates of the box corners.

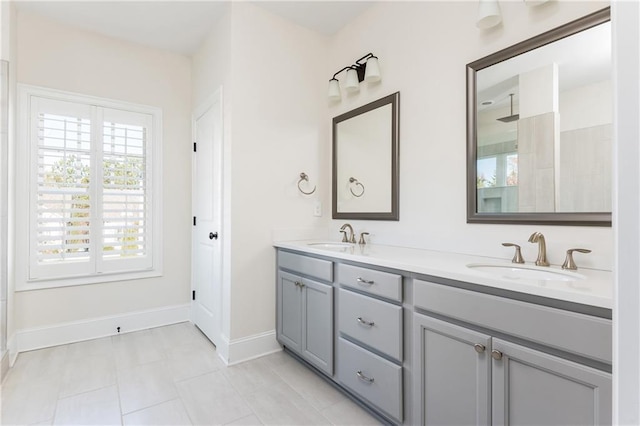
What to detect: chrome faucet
<box><xmin>528</xmin><ymin>232</ymin><xmax>549</xmax><ymax>266</ymax></box>
<box><xmin>339</xmin><ymin>223</ymin><xmax>356</xmax><ymax>243</ymax></box>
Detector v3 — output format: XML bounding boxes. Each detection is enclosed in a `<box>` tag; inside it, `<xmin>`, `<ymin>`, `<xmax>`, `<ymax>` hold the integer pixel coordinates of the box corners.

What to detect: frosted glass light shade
<box><xmin>364</xmin><ymin>56</ymin><xmax>381</xmax><ymax>82</ymax></box>
<box><xmin>344</xmin><ymin>68</ymin><xmax>360</xmax><ymax>93</ymax></box>
<box><xmin>477</xmin><ymin>0</ymin><xmax>502</xmax><ymax>29</ymax></box>
<box><xmin>328</xmin><ymin>78</ymin><xmax>341</xmax><ymax>101</ymax></box>
<box><xmin>523</xmin><ymin>0</ymin><xmax>549</xmax><ymax>5</ymax></box>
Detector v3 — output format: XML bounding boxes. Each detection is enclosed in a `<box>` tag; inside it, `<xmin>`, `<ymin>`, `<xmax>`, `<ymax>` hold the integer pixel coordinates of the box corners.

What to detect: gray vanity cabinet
<box><xmin>413</xmin><ymin>314</ymin><xmax>492</xmax><ymax>425</ymax></box>
<box><xmin>276</xmin><ymin>252</ymin><xmax>334</xmax><ymax>376</ymax></box>
<box><xmin>413</xmin><ymin>278</ymin><xmax>612</xmax><ymax>426</ymax></box>
<box><xmin>492</xmin><ymin>339</ymin><xmax>612</xmax><ymax>426</ymax></box>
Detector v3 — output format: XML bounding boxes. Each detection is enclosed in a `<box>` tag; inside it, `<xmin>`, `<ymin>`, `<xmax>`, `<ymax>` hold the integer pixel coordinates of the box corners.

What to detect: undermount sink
<box><xmin>307</xmin><ymin>242</ymin><xmax>354</xmax><ymax>249</ymax></box>
<box><xmin>466</xmin><ymin>263</ymin><xmax>585</xmax><ymax>282</ymax></box>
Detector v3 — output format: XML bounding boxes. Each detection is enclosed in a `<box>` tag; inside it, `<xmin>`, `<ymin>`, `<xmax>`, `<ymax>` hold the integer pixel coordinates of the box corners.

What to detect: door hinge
<box><xmin>193</xmin><ymin>142</ymin><xmax>197</xmax><ymax>152</ymax></box>
<box><xmin>193</xmin><ymin>216</ymin><xmax>196</xmax><ymax>226</ymax></box>
<box><xmin>192</xmin><ymin>290</ymin><xmax>196</xmax><ymax>300</ymax></box>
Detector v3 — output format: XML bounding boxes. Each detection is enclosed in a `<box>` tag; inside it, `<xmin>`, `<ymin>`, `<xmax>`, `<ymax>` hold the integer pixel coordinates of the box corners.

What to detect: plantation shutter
<box><xmin>27</xmin><ymin>94</ymin><xmax>156</xmax><ymax>280</ymax></box>
<box><xmin>30</xmin><ymin>98</ymin><xmax>93</xmax><ymax>278</ymax></box>
<box><xmin>100</xmin><ymin>108</ymin><xmax>153</xmax><ymax>272</ymax></box>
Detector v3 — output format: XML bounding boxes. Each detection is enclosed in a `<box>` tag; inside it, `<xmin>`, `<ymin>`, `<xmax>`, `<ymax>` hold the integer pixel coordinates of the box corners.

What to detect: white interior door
<box><xmin>192</xmin><ymin>92</ymin><xmax>222</xmax><ymax>346</ymax></box>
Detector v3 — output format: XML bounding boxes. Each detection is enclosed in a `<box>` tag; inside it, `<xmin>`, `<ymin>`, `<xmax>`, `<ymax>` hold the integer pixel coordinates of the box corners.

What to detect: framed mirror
<box><xmin>332</xmin><ymin>92</ymin><xmax>400</xmax><ymax>220</ymax></box>
<box><xmin>467</xmin><ymin>8</ymin><xmax>611</xmax><ymax>226</ymax></box>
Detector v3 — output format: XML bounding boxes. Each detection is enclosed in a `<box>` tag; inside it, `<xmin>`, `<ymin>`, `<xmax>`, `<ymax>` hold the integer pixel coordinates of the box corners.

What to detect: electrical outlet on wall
<box><xmin>313</xmin><ymin>201</ymin><xmax>322</xmax><ymax>217</ymax></box>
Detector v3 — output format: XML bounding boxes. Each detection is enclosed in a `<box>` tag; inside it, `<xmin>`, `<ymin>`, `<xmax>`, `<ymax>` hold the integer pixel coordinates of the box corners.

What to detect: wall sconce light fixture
<box><xmin>476</xmin><ymin>0</ymin><xmax>502</xmax><ymax>29</ymax></box>
<box><xmin>328</xmin><ymin>53</ymin><xmax>381</xmax><ymax>101</ymax></box>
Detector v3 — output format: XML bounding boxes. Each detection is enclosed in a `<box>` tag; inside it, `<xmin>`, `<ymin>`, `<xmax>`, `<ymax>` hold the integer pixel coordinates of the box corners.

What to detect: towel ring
<box><xmin>297</xmin><ymin>172</ymin><xmax>316</xmax><ymax>195</ymax></box>
<box><xmin>349</xmin><ymin>177</ymin><xmax>365</xmax><ymax>197</ymax></box>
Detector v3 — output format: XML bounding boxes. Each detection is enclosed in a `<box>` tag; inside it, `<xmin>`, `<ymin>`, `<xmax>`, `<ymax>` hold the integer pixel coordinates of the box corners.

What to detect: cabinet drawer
<box><xmin>338</xmin><ymin>264</ymin><xmax>402</xmax><ymax>302</ymax></box>
<box><xmin>414</xmin><ymin>279</ymin><xmax>612</xmax><ymax>364</ymax></box>
<box><xmin>278</xmin><ymin>251</ymin><xmax>333</xmax><ymax>282</ymax></box>
<box><xmin>338</xmin><ymin>289</ymin><xmax>402</xmax><ymax>361</ymax></box>
<box><xmin>337</xmin><ymin>338</ymin><xmax>403</xmax><ymax>421</ymax></box>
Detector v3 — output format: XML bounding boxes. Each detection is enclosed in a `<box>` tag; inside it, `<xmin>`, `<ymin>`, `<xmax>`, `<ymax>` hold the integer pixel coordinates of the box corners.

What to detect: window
<box><xmin>18</xmin><ymin>86</ymin><xmax>162</xmax><ymax>285</ymax></box>
<box><xmin>477</xmin><ymin>151</ymin><xmax>519</xmax><ymax>189</ymax></box>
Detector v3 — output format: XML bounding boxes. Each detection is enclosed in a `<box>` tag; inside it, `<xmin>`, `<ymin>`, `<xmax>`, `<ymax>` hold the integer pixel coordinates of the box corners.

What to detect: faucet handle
<box><xmin>358</xmin><ymin>232</ymin><xmax>370</xmax><ymax>245</ymax></box>
<box><xmin>562</xmin><ymin>248</ymin><xmax>592</xmax><ymax>270</ymax></box>
<box><xmin>340</xmin><ymin>230</ymin><xmax>348</xmax><ymax>243</ymax></box>
<box><xmin>502</xmin><ymin>243</ymin><xmax>525</xmax><ymax>264</ymax></box>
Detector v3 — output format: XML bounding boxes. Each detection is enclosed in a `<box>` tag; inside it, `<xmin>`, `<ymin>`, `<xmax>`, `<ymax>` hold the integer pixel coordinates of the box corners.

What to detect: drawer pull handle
<box><xmin>491</xmin><ymin>350</ymin><xmax>503</xmax><ymax>361</ymax></box>
<box><xmin>356</xmin><ymin>317</ymin><xmax>375</xmax><ymax>327</ymax></box>
<box><xmin>356</xmin><ymin>277</ymin><xmax>374</xmax><ymax>285</ymax></box>
<box><xmin>356</xmin><ymin>370</ymin><xmax>375</xmax><ymax>383</ymax></box>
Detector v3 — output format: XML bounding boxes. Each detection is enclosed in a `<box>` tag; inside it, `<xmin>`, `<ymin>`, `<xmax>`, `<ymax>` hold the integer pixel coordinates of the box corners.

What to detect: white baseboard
<box><xmin>0</xmin><ymin>349</ymin><xmax>9</xmax><ymax>383</ymax></box>
<box><xmin>226</xmin><ymin>330</ymin><xmax>281</xmax><ymax>366</ymax></box>
<box><xmin>8</xmin><ymin>334</ymin><xmax>17</xmax><ymax>366</ymax></box>
<box><xmin>15</xmin><ymin>303</ymin><xmax>190</xmax><ymax>354</ymax></box>
<box><xmin>216</xmin><ymin>333</ymin><xmax>230</xmax><ymax>365</ymax></box>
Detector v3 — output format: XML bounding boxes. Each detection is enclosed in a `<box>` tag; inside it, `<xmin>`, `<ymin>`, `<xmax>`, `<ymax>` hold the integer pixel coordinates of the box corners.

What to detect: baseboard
<box><xmin>216</xmin><ymin>333</ymin><xmax>230</xmax><ymax>365</ymax></box>
<box><xmin>8</xmin><ymin>334</ymin><xmax>17</xmax><ymax>366</ymax></box>
<box><xmin>15</xmin><ymin>303</ymin><xmax>190</xmax><ymax>354</ymax></box>
<box><xmin>0</xmin><ymin>349</ymin><xmax>9</xmax><ymax>383</ymax></box>
<box><xmin>226</xmin><ymin>330</ymin><xmax>281</xmax><ymax>366</ymax></box>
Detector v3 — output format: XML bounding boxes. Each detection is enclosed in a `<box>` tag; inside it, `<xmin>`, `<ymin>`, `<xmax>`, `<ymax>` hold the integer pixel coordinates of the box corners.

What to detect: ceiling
<box><xmin>14</xmin><ymin>1</ymin><xmax>374</xmax><ymax>55</ymax></box>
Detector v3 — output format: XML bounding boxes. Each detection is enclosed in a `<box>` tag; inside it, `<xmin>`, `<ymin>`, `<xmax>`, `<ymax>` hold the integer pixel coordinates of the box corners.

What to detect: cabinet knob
<box><xmin>356</xmin><ymin>370</ymin><xmax>375</xmax><ymax>383</ymax></box>
<box><xmin>294</xmin><ymin>281</ymin><xmax>305</xmax><ymax>288</ymax></box>
<box><xmin>474</xmin><ymin>343</ymin><xmax>486</xmax><ymax>353</ymax></box>
<box><xmin>491</xmin><ymin>349</ymin><xmax>503</xmax><ymax>360</ymax></box>
<box><xmin>356</xmin><ymin>317</ymin><xmax>375</xmax><ymax>327</ymax></box>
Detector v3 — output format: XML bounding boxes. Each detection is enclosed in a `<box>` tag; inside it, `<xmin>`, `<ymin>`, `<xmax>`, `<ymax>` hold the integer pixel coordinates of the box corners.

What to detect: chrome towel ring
<box><xmin>349</xmin><ymin>177</ymin><xmax>365</xmax><ymax>197</ymax></box>
<box><xmin>297</xmin><ymin>172</ymin><xmax>316</xmax><ymax>195</ymax></box>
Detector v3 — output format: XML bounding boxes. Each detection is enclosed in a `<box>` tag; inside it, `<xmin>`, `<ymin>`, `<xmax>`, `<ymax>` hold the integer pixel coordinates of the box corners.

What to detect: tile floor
<box><xmin>0</xmin><ymin>322</ymin><xmax>381</xmax><ymax>425</ymax></box>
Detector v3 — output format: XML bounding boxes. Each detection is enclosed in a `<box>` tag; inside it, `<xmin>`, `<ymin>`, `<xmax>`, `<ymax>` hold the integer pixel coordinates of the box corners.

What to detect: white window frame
<box><xmin>16</xmin><ymin>84</ymin><xmax>163</xmax><ymax>290</ymax></box>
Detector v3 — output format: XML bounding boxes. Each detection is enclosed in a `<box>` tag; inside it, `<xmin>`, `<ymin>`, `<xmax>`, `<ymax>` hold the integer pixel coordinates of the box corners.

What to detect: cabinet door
<box><xmin>413</xmin><ymin>313</ymin><xmax>492</xmax><ymax>426</ymax></box>
<box><xmin>492</xmin><ymin>339</ymin><xmax>612</xmax><ymax>426</ymax></box>
<box><xmin>302</xmin><ymin>278</ymin><xmax>333</xmax><ymax>375</ymax></box>
<box><xmin>277</xmin><ymin>271</ymin><xmax>303</xmax><ymax>352</ymax></box>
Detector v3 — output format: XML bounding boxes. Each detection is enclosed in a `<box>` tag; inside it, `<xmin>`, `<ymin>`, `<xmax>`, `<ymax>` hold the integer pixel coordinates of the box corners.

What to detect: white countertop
<box><xmin>274</xmin><ymin>240</ymin><xmax>613</xmax><ymax>310</ymax></box>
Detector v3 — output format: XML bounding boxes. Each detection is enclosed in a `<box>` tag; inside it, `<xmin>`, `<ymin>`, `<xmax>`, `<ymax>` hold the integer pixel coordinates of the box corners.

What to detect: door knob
<box><xmin>209</xmin><ymin>232</ymin><xmax>218</xmax><ymax>240</ymax></box>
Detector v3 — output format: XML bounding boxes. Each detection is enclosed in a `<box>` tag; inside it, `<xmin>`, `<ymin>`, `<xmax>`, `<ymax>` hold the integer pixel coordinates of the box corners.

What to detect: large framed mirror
<box><xmin>332</xmin><ymin>92</ymin><xmax>400</xmax><ymax>220</ymax></box>
<box><xmin>467</xmin><ymin>8</ymin><xmax>611</xmax><ymax>226</ymax></box>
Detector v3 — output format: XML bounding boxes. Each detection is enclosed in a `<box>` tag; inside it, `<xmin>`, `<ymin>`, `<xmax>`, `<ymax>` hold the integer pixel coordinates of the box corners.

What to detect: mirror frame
<box><xmin>466</xmin><ymin>7</ymin><xmax>611</xmax><ymax>226</ymax></box>
<box><xmin>332</xmin><ymin>92</ymin><xmax>400</xmax><ymax>220</ymax></box>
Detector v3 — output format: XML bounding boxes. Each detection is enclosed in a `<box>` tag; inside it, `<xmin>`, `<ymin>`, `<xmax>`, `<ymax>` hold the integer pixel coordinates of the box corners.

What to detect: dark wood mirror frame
<box><xmin>466</xmin><ymin>7</ymin><xmax>611</xmax><ymax>226</ymax></box>
<box><xmin>332</xmin><ymin>92</ymin><xmax>400</xmax><ymax>221</ymax></box>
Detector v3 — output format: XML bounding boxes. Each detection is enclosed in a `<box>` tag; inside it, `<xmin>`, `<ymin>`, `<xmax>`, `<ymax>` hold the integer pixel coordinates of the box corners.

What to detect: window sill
<box><xmin>17</xmin><ymin>269</ymin><xmax>163</xmax><ymax>292</ymax></box>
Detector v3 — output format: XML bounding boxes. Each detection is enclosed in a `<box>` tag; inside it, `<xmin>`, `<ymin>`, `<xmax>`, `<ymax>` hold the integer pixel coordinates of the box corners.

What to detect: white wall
<box><xmin>228</xmin><ymin>3</ymin><xmax>329</xmax><ymax>341</ymax></box>
<box><xmin>191</xmin><ymin>3</ymin><xmax>330</xmax><ymax>351</ymax></box>
<box><xmin>0</xmin><ymin>1</ymin><xmax>17</xmax><ymax>378</ymax></box>
<box><xmin>327</xmin><ymin>1</ymin><xmax>612</xmax><ymax>271</ymax></box>
<box><xmin>612</xmin><ymin>1</ymin><xmax>640</xmax><ymax>422</ymax></box>
<box><xmin>12</xmin><ymin>11</ymin><xmax>192</xmax><ymax>332</ymax></box>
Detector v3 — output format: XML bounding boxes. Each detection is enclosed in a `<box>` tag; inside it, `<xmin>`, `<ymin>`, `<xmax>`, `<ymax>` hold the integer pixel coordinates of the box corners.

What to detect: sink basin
<box><xmin>466</xmin><ymin>263</ymin><xmax>585</xmax><ymax>281</ymax></box>
<box><xmin>307</xmin><ymin>242</ymin><xmax>354</xmax><ymax>249</ymax></box>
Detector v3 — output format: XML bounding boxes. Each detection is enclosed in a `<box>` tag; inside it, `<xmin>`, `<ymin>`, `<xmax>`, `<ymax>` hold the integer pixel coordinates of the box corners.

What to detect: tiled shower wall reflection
<box><xmin>559</xmin><ymin>124</ymin><xmax>612</xmax><ymax>212</ymax></box>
